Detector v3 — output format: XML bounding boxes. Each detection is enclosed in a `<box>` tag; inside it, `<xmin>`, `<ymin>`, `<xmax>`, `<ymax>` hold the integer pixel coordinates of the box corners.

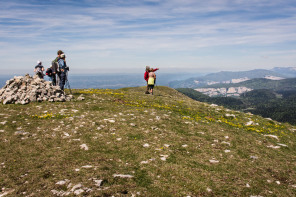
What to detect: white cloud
<box><xmin>0</xmin><ymin>0</ymin><xmax>295</xmax><ymax>73</ymax></box>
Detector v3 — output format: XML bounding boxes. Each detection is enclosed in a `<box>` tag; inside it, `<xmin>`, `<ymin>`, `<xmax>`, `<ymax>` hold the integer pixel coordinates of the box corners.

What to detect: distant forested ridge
<box><xmin>177</xmin><ymin>88</ymin><xmax>296</xmax><ymax>125</ymax></box>
<box><xmin>169</xmin><ymin>69</ymin><xmax>288</xmax><ymax>88</ymax></box>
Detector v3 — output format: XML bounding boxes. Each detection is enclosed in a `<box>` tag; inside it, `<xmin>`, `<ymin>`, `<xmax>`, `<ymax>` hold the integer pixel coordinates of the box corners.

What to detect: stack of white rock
<box><xmin>0</xmin><ymin>74</ymin><xmax>73</xmax><ymax>104</ymax></box>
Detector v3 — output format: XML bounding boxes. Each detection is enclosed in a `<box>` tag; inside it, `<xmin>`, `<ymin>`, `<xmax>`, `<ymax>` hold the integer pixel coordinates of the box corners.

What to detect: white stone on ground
<box><xmin>80</xmin><ymin>144</ymin><xmax>89</xmax><ymax>150</ymax></box>
<box><xmin>277</xmin><ymin>143</ymin><xmax>288</xmax><ymax>147</ymax></box>
<box><xmin>70</xmin><ymin>184</ymin><xmax>82</xmax><ymax>192</ymax></box>
<box><xmin>143</xmin><ymin>143</ymin><xmax>150</xmax><ymax>148</ymax></box>
<box><xmin>94</xmin><ymin>179</ymin><xmax>103</xmax><ymax>187</ymax></box>
<box><xmin>104</xmin><ymin>119</ymin><xmax>115</xmax><ymax>123</ymax></box>
<box><xmin>74</xmin><ymin>189</ymin><xmax>84</xmax><ymax>195</ymax></box>
<box><xmin>221</xmin><ymin>141</ymin><xmax>231</xmax><ymax>146</ymax></box>
<box><xmin>264</xmin><ymin>135</ymin><xmax>279</xmax><ymax>140</ymax></box>
<box><xmin>209</xmin><ymin>159</ymin><xmax>219</xmax><ymax>164</ymax></box>
<box><xmin>140</xmin><ymin>161</ymin><xmax>149</xmax><ymax>164</ymax></box>
<box><xmin>160</xmin><ymin>155</ymin><xmax>169</xmax><ymax>161</ymax></box>
<box><xmin>81</xmin><ymin>165</ymin><xmax>92</xmax><ymax>168</ymax></box>
<box><xmin>224</xmin><ymin>150</ymin><xmax>231</xmax><ymax>153</ymax></box>
<box><xmin>250</xmin><ymin>156</ymin><xmax>258</xmax><ymax>159</ymax></box>
<box><xmin>113</xmin><ymin>174</ymin><xmax>134</xmax><ymax>178</ymax></box>
<box><xmin>267</xmin><ymin>145</ymin><xmax>280</xmax><ymax>149</ymax></box>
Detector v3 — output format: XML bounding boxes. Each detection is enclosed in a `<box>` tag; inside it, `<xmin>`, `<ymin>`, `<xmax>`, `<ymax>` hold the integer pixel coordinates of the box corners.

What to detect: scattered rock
<box><xmin>225</xmin><ymin>114</ymin><xmax>236</xmax><ymax>118</ymax></box>
<box><xmin>143</xmin><ymin>143</ymin><xmax>150</xmax><ymax>148</ymax></box>
<box><xmin>0</xmin><ymin>121</ymin><xmax>7</xmax><ymax>125</ymax></box>
<box><xmin>80</xmin><ymin>144</ymin><xmax>89</xmax><ymax>151</ymax></box>
<box><xmin>264</xmin><ymin>135</ymin><xmax>279</xmax><ymax>140</ymax></box>
<box><xmin>77</xmin><ymin>95</ymin><xmax>85</xmax><ymax>101</ymax></box>
<box><xmin>94</xmin><ymin>179</ymin><xmax>103</xmax><ymax>187</ymax></box>
<box><xmin>160</xmin><ymin>155</ymin><xmax>169</xmax><ymax>161</ymax></box>
<box><xmin>81</xmin><ymin>165</ymin><xmax>92</xmax><ymax>169</ymax></box>
<box><xmin>73</xmin><ymin>189</ymin><xmax>84</xmax><ymax>195</ymax></box>
<box><xmin>140</xmin><ymin>160</ymin><xmax>149</xmax><ymax>164</ymax></box>
<box><xmin>104</xmin><ymin>119</ymin><xmax>115</xmax><ymax>123</ymax></box>
<box><xmin>267</xmin><ymin>145</ymin><xmax>281</xmax><ymax>149</ymax></box>
<box><xmin>209</xmin><ymin>159</ymin><xmax>219</xmax><ymax>164</ymax></box>
<box><xmin>221</xmin><ymin>141</ymin><xmax>231</xmax><ymax>146</ymax></box>
<box><xmin>70</xmin><ymin>184</ymin><xmax>83</xmax><ymax>192</ymax></box>
<box><xmin>56</xmin><ymin>180</ymin><xmax>69</xmax><ymax>186</ymax></box>
<box><xmin>0</xmin><ymin>189</ymin><xmax>15</xmax><ymax>197</ymax></box>
<box><xmin>277</xmin><ymin>143</ymin><xmax>288</xmax><ymax>147</ymax></box>
<box><xmin>14</xmin><ymin>131</ymin><xmax>29</xmax><ymax>135</ymax></box>
<box><xmin>250</xmin><ymin>156</ymin><xmax>258</xmax><ymax>160</ymax></box>
<box><xmin>113</xmin><ymin>174</ymin><xmax>134</xmax><ymax>178</ymax></box>
<box><xmin>245</xmin><ymin>121</ymin><xmax>258</xmax><ymax>126</ymax></box>
<box><xmin>224</xmin><ymin>150</ymin><xmax>231</xmax><ymax>153</ymax></box>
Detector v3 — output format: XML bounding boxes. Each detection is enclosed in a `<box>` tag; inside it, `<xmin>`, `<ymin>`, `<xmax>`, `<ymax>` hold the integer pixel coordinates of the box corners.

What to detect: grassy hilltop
<box><xmin>0</xmin><ymin>86</ymin><xmax>296</xmax><ymax>196</ymax></box>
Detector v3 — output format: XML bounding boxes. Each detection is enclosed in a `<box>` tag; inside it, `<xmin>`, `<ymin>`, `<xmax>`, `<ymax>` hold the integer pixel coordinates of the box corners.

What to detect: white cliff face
<box><xmin>231</xmin><ymin>77</ymin><xmax>250</xmax><ymax>83</ymax></box>
<box><xmin>264</xmin><ymin>75</ymin><xmax>285</xmax><ymax>80</ymax></box>
<box><xmin>195</xmin><ymin>86</ymin><xmax>252</xmax><ymax>97</ymax></box>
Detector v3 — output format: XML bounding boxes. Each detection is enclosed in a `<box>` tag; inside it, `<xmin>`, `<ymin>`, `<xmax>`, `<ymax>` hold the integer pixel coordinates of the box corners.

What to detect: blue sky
<box><xmin>0</xmin><ymin>0</ymin><xmax>295</xmax><ymax>74</ymax></box>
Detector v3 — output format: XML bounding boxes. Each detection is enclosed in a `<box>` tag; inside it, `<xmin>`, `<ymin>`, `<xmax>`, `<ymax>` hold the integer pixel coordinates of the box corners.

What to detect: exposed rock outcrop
<box><xmin>0</xmin><ymin>74</ymin><xmax>73</xmax><ymax>104</ymax></box>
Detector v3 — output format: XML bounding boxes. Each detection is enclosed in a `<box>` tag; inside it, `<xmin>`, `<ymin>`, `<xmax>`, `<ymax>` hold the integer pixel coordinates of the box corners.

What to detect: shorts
<box><xmin>148</xmin><ymin>85</ymin><xmax>154</xmax><ymax>89</ymax></box>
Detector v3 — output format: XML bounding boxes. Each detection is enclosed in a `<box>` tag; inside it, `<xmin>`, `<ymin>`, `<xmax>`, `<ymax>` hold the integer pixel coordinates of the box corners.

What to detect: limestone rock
<box><xmin>0</xmin><ymin>74</ymin><xmax>73</xmax><ymax>104</ymax></box>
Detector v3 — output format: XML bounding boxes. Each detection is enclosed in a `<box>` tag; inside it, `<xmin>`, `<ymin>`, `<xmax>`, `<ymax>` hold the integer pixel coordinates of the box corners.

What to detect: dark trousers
<box><xmin>59</xmin><ymin>72</ymin><xmax>66</xmax><ymax>90</ymax></box>
<box><xmin>52</xmin><ymin>73</ymin><xmax>56</xmax><ymax>86</ymax></box>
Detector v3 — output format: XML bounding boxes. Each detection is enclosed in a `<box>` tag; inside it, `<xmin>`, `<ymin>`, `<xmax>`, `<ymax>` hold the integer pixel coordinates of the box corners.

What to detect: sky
<box><xmin>0</xmin><ymin>0</ymin><xmax>296</xmax><ymax>75</ymax></box>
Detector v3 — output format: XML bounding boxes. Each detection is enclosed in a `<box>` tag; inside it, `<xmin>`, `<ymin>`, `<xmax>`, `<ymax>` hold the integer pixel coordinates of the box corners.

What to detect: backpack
<box><xmin>51</xmin><ymin>59</ymin><xmax>59</xmax><ymax>73</ymax></box>
<box><xmin>46</xmin><ymin>67</ymin><xmax>52</xmax><ymax>76</ymax></box>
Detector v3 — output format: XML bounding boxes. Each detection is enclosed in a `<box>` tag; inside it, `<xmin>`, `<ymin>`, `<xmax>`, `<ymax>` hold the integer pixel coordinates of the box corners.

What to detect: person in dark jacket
<box><xmin>51</xmin><ymin>50</ymin><xmax>64</xmax><ymax>85</ymax></box>
<box><xmin>57</xmin><ymin>54</ymin><xmax>68</xmax><ymax>90</ymax></box>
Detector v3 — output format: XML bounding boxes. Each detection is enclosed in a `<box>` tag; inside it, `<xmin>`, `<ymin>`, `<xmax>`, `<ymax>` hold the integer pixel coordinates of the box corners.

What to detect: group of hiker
<box><xmin>34</xmin><ymin>51</ymin><xmax>159</xmax><ymax>95</ymax></box>
<box><xmin>34</xmin><ymin>50</ymin><xmax>69</xmax><ymax>91</ymax></box>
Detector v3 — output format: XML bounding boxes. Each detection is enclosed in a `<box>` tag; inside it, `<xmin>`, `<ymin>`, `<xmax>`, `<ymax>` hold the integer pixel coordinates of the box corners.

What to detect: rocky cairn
<box><xmin>0</xmin><ymin>74</ymin><xmax>73</xmax><ymax>104</ymax></box>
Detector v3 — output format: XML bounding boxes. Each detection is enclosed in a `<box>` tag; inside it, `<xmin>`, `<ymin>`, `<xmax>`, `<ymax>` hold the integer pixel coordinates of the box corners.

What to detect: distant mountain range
<box><xmin>169</xmin><ymin>67</ymin><xmax>296</xmax><ymax>89</ymax></box>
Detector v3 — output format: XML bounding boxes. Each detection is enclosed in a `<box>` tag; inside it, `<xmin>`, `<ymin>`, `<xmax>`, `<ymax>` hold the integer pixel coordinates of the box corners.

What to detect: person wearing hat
<box><xmin>34</xmin><ymin>60</ymin><xmax>45</xmax><ymax>79</ymax></box>
<box><xmin>57</xmin><ymin>54</ymin><xmax>67</xmax><ymax>90</ymax></box>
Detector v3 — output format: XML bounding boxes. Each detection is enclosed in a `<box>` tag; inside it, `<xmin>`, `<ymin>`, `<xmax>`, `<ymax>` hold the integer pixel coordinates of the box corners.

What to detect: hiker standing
<box><xmin>57</xmin><ymin>54</ymin><xmax>67</xmax><ymax>91</ymax></box>
<box><xmin>34</xmin><ymin>61</ymin><xmax>45</xmax><ymax>79</ymax></box>
<box><xmin>148</xmin><ymin>68</ymin><xmax>156</xmax><ymax>95</ymax></box>
<box><xmin>51</xmin><ymin>50</ymin><xmax>64</xmax><ymax>86</ymax></box>
<box><xmin>144</xmin><ymin>66</ymin><xmax>159</xmax><ymax>94</ymax></box>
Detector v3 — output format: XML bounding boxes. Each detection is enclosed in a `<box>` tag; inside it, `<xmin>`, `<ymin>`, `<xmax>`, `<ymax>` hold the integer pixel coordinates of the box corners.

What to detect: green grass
<box><xmin>0</xmin><ymin>86</ymin><xmax>296</xmax><ymax>196</ymax></box>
